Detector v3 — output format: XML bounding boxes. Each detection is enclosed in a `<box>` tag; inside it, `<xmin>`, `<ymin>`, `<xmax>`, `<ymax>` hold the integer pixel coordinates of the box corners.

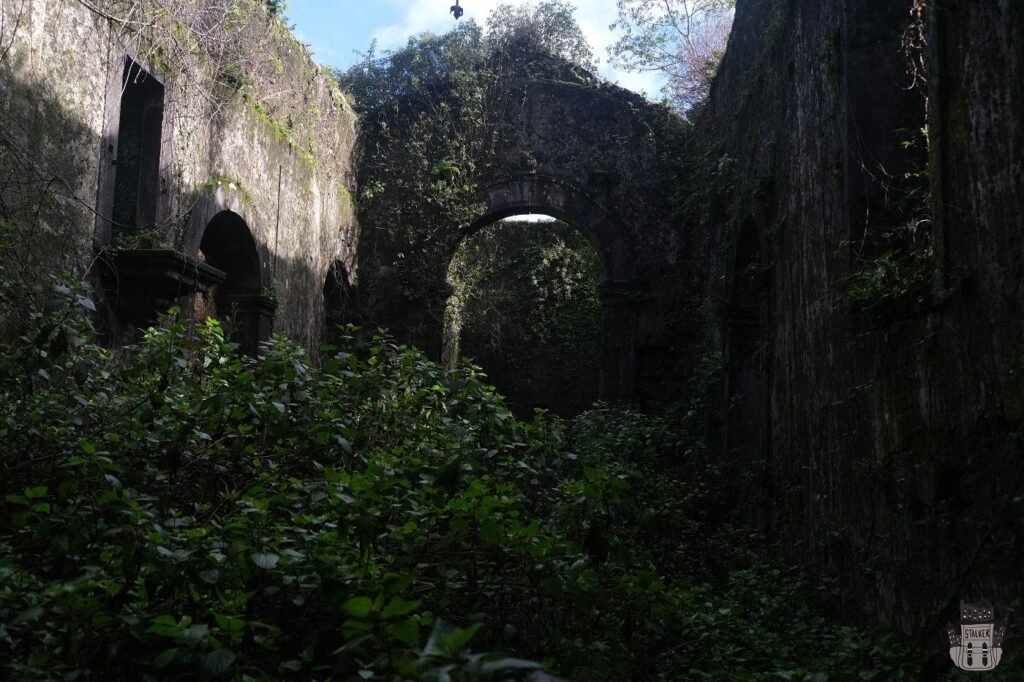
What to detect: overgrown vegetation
<box><xmin>837</xmin><ymin>6</ymin><xmax>935</xmax><ymax>315</ymax></box>
<box><xmin>338</xmin><ymin>6</ymin><xmax>611</xmax><ymax>333</ymax></box>
<box><xmin>839</xmin><ymin>127</ymin><xmax>934</xmax><ymax>314</ymax></box>
<box><xmin>445</xmin><ymin>220</ymin><xmax>601</xmax><ymax>417</ymax></box>
<box><xmin>0</xmin><ymin>258</ymin><xmax>936</xmax><ymax>679</ymax></box>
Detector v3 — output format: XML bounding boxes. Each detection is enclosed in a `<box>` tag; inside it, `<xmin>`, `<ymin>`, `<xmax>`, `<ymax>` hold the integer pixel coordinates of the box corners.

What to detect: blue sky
<box><xmin>284</xmin><ymin>0</ymin><xmax>666</xmax><ymax>97</ymax></box>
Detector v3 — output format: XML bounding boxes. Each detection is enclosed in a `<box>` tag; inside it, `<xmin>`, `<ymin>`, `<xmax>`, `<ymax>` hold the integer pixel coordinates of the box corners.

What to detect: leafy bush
<box><xmin>0</xmin><ymin>280</ymin><xmax>928</xmax><ymax>680</ymax></box>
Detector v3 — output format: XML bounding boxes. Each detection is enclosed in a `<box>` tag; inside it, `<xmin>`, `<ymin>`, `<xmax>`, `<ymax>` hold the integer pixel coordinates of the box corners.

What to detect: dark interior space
<box><xmin>725</xmin><ymin>220</ymin><xmax>769</xmax><ymax>461</ymax></box>
<box><xmin>198</xmin><ymin>210</ymin><xmax>263</xmax><ymax>353</ymax></box>
<box><xmin>111</xmin><ymin>58</ymin><xmax>164</xmax><ymax>234</ymax></box>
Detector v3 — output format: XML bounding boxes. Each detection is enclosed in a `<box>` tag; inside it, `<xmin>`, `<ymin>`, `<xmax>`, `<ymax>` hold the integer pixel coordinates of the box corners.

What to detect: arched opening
<box><xmin>443</xmin><ymin>212</ymin><xmax>603</xmax><ymax>416</ymax></box>
<box><xmin>725</xmin><ymin>220</ymin><xmax>770</xmax><ymax>461</ymax></box>
<box><xmin>196</xmin><ymin>210</ymin><xmax>269</xmax><ymax>354</ymax></box>
<box><xmin>323</xmin><ymin>260</ymin><xmax>355</xmax><ymax>341</ymax></box>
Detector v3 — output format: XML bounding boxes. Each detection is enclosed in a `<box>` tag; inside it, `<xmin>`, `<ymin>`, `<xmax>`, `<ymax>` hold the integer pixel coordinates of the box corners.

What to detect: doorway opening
<box><xmin>111</xmin><ymin>58</ymin><xmax>164</xmax><ymax>235</ymax></box>
<box><xmin>725</xmin><ymin>220</ymin><xmax>770</xmax><ymax>460</ymax></box>
<box><xmin>323</xmin><ymin>260</ymin><xmax>356</xmax><ymax>342</ymax></box>
<box><xmin>196</xmin><ymin>211</ymin><xmax>266</xmax><ymax>354</ymax></box>
<box><xmin>443</xmin><ymin>214</ymin><xmax>602</xmax><ymax>416</ymax></box>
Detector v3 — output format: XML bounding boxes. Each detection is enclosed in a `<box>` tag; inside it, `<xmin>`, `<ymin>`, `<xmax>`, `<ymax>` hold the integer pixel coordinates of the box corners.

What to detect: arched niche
<box><xmin>196</xmin><ymin>210</ymin><xmax>273</xmax><ymax>354</ymax></box>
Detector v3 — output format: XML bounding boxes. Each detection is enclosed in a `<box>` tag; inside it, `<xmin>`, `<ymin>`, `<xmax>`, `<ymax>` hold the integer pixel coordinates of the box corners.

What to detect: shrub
<box><xmin>0</xmin><ymin>281</ymin><xmax>925</xmax><ymax>680</ymax></box>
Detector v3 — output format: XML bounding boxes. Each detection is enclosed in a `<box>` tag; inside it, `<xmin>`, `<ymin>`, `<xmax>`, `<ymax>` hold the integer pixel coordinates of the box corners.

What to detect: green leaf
<box><xmin>11</xmin><ymin>606</ymin><xmax>43</xmax><ymax>625</ymax></box>
<box><xmin>202</xmin><ymin>648</ymin><xmax>236</xmax><ymax>675</ymax></box>
<box><xmin>343</xmin><ymin>596</ymin><xmax>374</xmax><ymax>618</ymax></box>
<box><xmin>342</xmin><ymin>618</ymin><xmax>374</xmax><ymax>639</ymax></box>
<box><xmin>388</xmin><ymin>618</ymin><xmax>420</xmax><ymax>647</ymax></box>
<box><xmin>381</xmin><ymin>596</ymin><xmax>420</xmax><ymax>619</ymax></box>
<box><xmin>153</xmin><ymin>648</ymin><xmax>180</xmax><ymax>669</ymax></box>
<box><xmin>181</xmin><ymin>623</ymin><xmax>210</xmax><ymax>644</ymax></box>
<box><xmin>251</xmin><ymin>553</ymin><xmax>279</xmax><ymax>569</ymax></box>
<box><xmin>147</xmin><ymin>615</ymin><xmax>181</xmax><ymax>638</ymax></box>
<box><xmin>479</xmin><ymin>517</ymin><xmax>502</xmax><ymax>545</ymax></box>
<box><xmin>443</xmin><ymin>622</ymin><xmax>481</xmax><ymax>654</ymax></box>
<box><xmin>477</xmin><ymin>657</ymin><xmax>542</xmax><ymax>674</ymax></box>
<box><xmin>199</xmin><ymin>569</ymin><xmax>220</xmax><ymax>584</ymax></box>
<box><xmin>424</xmin><ymin>621</ymin><xmax>481</xmax><ymax>657</ymax></box>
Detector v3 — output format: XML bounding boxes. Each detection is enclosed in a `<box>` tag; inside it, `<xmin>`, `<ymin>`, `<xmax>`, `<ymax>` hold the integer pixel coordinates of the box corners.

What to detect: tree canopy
<box><xmin>486</xmin><ymin>0</ymin><xmax>596</xmax><ymax>72</ymax></box>
<box><xmin>610</xmin><ymin>0</ymin><xmax>735</xmax><ymax>112</ymax></box>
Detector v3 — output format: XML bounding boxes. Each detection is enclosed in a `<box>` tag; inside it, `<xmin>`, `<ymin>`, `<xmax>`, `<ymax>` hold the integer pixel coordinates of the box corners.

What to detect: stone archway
<box><xmin>469</xmin><ymin>177</ymin><xmax>636</xmax><ymax>281</ymax></box>
<box><xmin>461</xmin><ymin>178</ymin><xmax>641</xmax><ymax>401</ymax></box>
<box><xmin>196</xmin><ymin>210</ymin><xmax>272</xmax><ymax>354</ymax></box>
<box><xmin>353</xmin><ymin>67</ymin><xmax>688</xmax><ymax>405</ymax></box>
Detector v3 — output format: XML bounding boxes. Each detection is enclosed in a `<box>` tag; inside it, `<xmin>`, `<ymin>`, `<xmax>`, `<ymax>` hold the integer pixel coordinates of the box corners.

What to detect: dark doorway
<box><xmin>444</xmin><ymin>216</ymin><xmax>602</xmax><ymax>417</ymax></box>
<box><xmin>112</xmin><ymin>58</ymin><xmax>164</xmax><ymax>234</ymax></box>
<box><xmin>726</xmin><ymin>221</ymin><xmax>770</xmax><ymax>460</ymax></box>
<box><xmin>198</xmin><ymin>211</ymin><xmax>267</xmax><ymax>354</ymax></box>
<box><xmin>323</xmin><ymin>261</ymin><xmax>355</xmax><ymax>339</ymax></box>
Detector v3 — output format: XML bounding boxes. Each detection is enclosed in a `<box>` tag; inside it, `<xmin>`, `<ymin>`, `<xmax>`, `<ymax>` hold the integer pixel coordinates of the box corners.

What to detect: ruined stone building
<box><xmin>0</xmin><ymin>0</ymin><xmax>358</xmax><ymax>352</ymax></box>
<box><xmin>2</xmin><ymin>0</ymin><xmax>1021</xmax><ymax>640</ymax></box>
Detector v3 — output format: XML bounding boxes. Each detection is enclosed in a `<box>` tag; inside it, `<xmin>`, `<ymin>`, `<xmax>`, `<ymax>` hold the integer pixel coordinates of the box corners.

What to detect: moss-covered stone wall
<box><xmin>352</xmin><ymin>52</ymin><xmax>691</xmax><ymax>404</ymax></box>
<box><xmin>0</xmin><ymin>0</ymin><xmax>358</xmax><ymax>350</ymax></box>
<box><xmin>690</xmin><ymin>0</ymin><xmax>1023</xmax><ymax>636</ymax></box>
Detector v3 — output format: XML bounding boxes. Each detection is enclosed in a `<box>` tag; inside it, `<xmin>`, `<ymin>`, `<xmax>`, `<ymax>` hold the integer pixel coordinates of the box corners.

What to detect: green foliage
<box><xmin>112</xmin><ymin>225</ymin><xmax>168</xmax><ymax>250</ymax></box>
<box><xmin>338</xmin><ymin>23</ymin><xmax>496</xmax><ymax>313</ymax></box>
<box><xmin>338</xmin><ymin>8</ymin><xmax>607</xmax><ymax>318</ymax></box>
<box><xmin>0</xmin><ymin>276</ymin><xmax>936</xmax><ymax>679</ymax></box>
<box><xmin>840</xmin><ymin>243</ymin><xmax>932</xmax><ymax>308</ymax></box>
<box><xmin>201</xmin><ymin>175</ymin><xmax>253</xmax><ymax>204</ymax></box>
<box><xmin>839</xmin><ymin>127</ymin><xmax>934</xmax><ymax>312</ymax></box>
<box><xmin>486</xmin><ymin>1</ymin><xmax>597</xmax><ymax>72</ymax></box>
<box><xmin>264</xmin><ymin>0</ymin><xmax>286</xmax><ymax>16</ymax></box>
<box><xmin>447</xmin><ymin>220</ymin><xmax>601</xmax><ymax>416</ymax></box>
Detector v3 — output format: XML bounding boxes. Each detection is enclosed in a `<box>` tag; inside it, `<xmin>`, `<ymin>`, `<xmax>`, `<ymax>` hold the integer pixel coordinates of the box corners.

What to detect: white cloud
<box><xmin>371</xmin><ymin>0</ymin><xmax>666</xmax><ymax>97</ymax></box>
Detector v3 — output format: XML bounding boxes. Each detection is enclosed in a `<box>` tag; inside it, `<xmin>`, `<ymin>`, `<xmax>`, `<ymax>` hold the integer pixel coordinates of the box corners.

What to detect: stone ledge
<box><xmin>100</xmin><ymin>248</ymin><xmax>226</xmax><ymax>324</ymax></box>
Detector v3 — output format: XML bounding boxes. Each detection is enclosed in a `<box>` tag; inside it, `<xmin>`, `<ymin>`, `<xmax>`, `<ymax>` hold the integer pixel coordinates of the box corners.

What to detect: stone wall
<box><xmin>0</xmin><ymin>0</ymin><xmax>358</xmax><ymax>351</ymax></box>
<box><xmin>354</xmin><ymin>58</ymin><xmax>692</xmax><ymax>404</ymax></box>
<box><xmin>696</xmin><ymin>0</ymin><xmax>1023</xmax><ymax>635</ymax></box>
